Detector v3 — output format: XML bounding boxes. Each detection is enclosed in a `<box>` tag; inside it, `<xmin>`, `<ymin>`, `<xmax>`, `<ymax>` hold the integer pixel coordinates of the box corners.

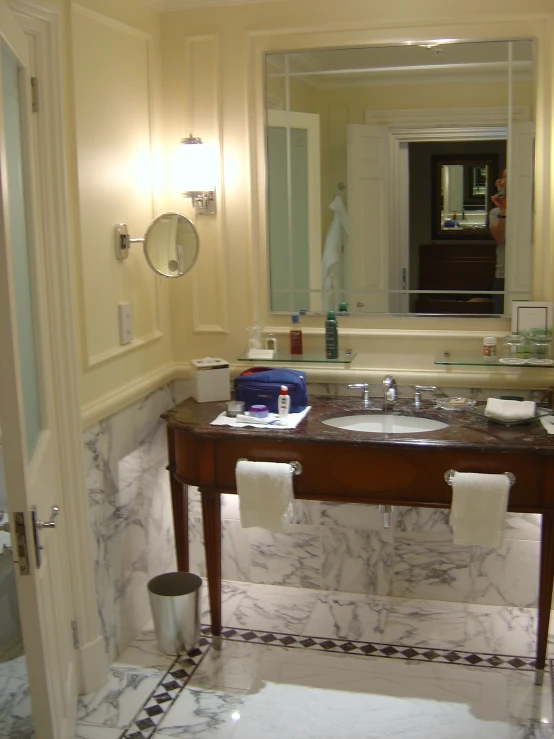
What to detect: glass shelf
<box><xmin>435</xmin><ymin>354</ymin><xmax>554</xmax><ymax>367</ymax></box>
<box><xmin>238</xmin><ymin>350</ymin><xmax>356</xmax><ymax>364</ymax></box>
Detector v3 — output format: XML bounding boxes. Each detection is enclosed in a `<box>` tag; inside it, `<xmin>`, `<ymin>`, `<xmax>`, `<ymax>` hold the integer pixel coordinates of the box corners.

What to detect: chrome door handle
<box><xmin>35</xmin><ymin>505</ymin><xmax>60</xmax><ymax>529</ymax></box>
<box><xmin>32</xmin><ymin>505</ymin><xmax>60</xmax><ymax>568</ymax></box>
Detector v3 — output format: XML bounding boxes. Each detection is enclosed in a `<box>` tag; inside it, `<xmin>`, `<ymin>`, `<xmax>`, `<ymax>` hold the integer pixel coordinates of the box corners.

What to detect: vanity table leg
<box><xmin>168</xmin><ymin>474</ymin><xmax>189</xmax><ymax>572</ymax></box>
<box><xmin>535</xmin><ymin>513</ymin><xmax>554</xmax><ymax>685</ymax></box>
<box><xmin>201</xmin><ymin>488</ymin><xmax>222</xmax><ymax>650</ymax></box>
<box><xmin>167</xmin><ymin>427</ymin><xmax>189</xmax><ymax>572</ymax></box>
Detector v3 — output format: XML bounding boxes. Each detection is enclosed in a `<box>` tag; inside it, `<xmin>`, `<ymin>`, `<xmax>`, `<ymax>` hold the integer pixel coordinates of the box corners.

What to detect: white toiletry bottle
<box><xmin>278</xmin><ymin>385</ymin><xmax>290</xmax><ymax>419</ymax></box>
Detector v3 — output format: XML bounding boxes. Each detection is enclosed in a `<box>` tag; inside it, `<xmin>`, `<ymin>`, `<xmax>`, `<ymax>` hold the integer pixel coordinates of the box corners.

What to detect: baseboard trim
<box><xmin>76</xmin><ymin>634</ymin><xmax>109</xmax><ymax>695</ymax></box>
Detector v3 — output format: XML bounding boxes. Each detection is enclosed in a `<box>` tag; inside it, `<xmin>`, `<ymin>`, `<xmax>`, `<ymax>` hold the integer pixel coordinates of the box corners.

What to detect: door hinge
<box><xmin>31</xmin><ymin>77</ymin><xmax>38</xmax><ymax>113</ymax></box>
<box><xmin>71</xmin><ymin>619</ymin><xmax>79</xmax><ymax>649</ymax></box>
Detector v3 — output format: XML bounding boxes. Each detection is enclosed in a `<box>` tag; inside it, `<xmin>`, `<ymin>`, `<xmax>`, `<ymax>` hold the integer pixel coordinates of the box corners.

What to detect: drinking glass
<box><xmin>501</xmin><ymin>334</ymin><xmax>526</xmax><ymax>364</ymax></box>
<box><xmin>529</xmin><ymin>333</ymin><xmax>553</xmax><ymax>364</ymax></box>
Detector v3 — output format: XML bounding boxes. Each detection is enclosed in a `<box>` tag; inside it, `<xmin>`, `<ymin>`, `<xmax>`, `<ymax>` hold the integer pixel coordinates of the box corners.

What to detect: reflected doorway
<box><xmin>410</xmin><ymin>139</ymin><xmax>506</xmax><ymax>314</ymax></box>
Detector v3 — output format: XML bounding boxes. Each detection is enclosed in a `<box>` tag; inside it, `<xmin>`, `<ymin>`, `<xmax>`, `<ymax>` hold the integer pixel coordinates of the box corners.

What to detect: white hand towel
<box><xmin>236</xmin><ymin>460</ymin><xmax>294</xmax><ymax>531</ymax></box>
<box><xmin>484</xmin><ymin>398</ymin><xmax>536</xmax><ymax>421</ymax></box>
<box><xmin>211</xmin><ymin>406</ymin><xmax>311</xmax><ymax>430</ymax></box>
<box><xmin>449</xmin><ymin>472</ymin><xmax>510</xmax><ymax>547</ymax></box>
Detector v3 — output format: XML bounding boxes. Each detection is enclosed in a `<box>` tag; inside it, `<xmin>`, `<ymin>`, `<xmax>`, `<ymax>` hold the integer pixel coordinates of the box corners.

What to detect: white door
<box><xmin>267</xmin><ymin>110</ymin><xmax>322</xmax><ymax>313</ymax></box>
<box><xmin>0</xmin><ymin>1</ymin><xmax>76</xmax><ymax>736</ymax></box>
<box><xmin>347</xmin><ymin>124</ymin><xmax>390</xmax><ymax>313</ymax></box>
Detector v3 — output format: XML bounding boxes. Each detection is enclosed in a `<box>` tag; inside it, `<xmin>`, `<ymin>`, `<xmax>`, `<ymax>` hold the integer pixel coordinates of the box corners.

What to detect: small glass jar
<box><xmin>483</xmin><ymin>336</ymin><xmax>497</xmax><ymax>359</ymax></box>
<box><xmin>247</xmin><ymin>322</ymin><xmax>264</xmax><ymax>351</ymax></box>
<box><xmin>500</xmin><ymin>334</ymin><xmax>526</xmax><ymax>364</ymax></box>
<box><xmin>249</xmin><ymin>404</ymin><xmax>269</xmax><ymax>418</ymax></box>
<box><xmin>529</xmin><ymin>333</ymin><xmax>553</xmax><ymax>364</ymax></box>
<box><xmin>225</xmin><ymin>400</ymin><xmax>245</xmax><ymax>417</ymax></box>
<box><xmin>266</xmin><ymin>333</ymin><xmax>278</xmax><ymax>351</ymax></box>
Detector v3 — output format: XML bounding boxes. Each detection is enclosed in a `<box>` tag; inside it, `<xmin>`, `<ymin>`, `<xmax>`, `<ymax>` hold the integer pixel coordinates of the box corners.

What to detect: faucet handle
<box><xmin>414</xmin><ymin>385</ymin><xmax>439</xmax><ymax>408</ymax></box>
<box><xmin>382</xmin><ymin>375</ymin><xmax>397</xmax><ymax>403</ymax></box>
<box><xmin>348</xmin><ymin>383</ymin><xmax>370</xmax><ymax>407</ymax></box>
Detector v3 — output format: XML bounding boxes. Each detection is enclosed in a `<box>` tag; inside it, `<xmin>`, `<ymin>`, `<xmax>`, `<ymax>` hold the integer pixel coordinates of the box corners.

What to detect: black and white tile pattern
<box><xmin>203</xmin><ymin>624</ymin><xmax>537</xmax><ymax>672</ymax></box>
<box><xmin>120</xmin><ymin>640</ymin><xmax>210</xmax><ymax>738</ymax></box>
<box><xmin>74</xmin><ymin>580</ymin><xmax>554</xmax><ymax>738</ymax></box>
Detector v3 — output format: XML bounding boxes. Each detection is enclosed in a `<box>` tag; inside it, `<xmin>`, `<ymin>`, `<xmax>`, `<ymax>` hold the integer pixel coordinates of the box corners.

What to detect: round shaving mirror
<box><xmin>143</xmin><ymin>212</ymin><xmax>199</xmax><ymax>279</ymax></box>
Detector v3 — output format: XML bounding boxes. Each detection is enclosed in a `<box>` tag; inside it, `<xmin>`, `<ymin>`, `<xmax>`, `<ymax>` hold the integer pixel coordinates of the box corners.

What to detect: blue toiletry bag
<box><xmin>234</xmin><ymin>367</ymin><xmax>308</xmax><ymax>413</ymax></box>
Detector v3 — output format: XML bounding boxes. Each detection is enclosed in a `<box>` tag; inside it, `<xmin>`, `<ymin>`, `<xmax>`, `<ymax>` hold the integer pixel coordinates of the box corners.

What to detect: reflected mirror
<box><xmin>144</xmin><ymin>212</ymin><xmax>199</xmax><ymax>279</ymax></box>
<box><xmin>264</xmin><ymin>39</ymin><xmax>535</xmax><ymax>315</ymax></box>
<box><xmin>432</xmin><ymin>154</ymin><xmax>500</xmax><ymax>239</ymax></box>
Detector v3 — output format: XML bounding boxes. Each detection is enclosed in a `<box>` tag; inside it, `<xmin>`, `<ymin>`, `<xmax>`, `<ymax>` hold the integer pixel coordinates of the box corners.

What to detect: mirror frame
<box><xmin>143</xmin><ymin>211</ymin><xmax>200</xmax><ymax>279</ymax></box>
<box><xmin>431</xmin><ymin>153</ymin><xmax>500</xmax><ymax>241</ymax></box>
<box><xmin>252</xmin><ymin>18</ymin><xmax>553</xmax><ymax>330</ymax></box>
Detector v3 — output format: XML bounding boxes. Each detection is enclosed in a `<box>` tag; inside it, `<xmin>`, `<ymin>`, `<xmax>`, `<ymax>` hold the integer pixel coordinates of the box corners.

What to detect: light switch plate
<box><xmin>118</xmin><ymin>302</ymin><xmax>133</xmax><ymax>344</ymax></box>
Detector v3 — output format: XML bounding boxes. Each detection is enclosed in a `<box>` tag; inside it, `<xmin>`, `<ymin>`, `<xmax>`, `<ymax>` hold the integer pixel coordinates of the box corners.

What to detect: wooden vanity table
<box><xmin>162</xmin><ymin>396</ymin><xmax>554</xmax><ymax>683</ymax></box>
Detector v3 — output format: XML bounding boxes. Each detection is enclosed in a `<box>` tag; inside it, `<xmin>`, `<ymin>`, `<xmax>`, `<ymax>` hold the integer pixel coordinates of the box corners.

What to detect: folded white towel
<box><xmin>449</xmin><ymin>472</ymin><xmax>510</xmax><ymax>547</ymax></box>
<box><xmin>236</xmin><ymin>460</ymin><xmax>294</xmax><ymax>531</ymax></box>
<box><xmin>211</xmin><ymin>407</ymin><xmax>311</xmax><ymax>430</ymax></box>
<box><xmin>484</xmin><ymin>398</ymin><xmax>536</xmax><ymax>421</ymax></box>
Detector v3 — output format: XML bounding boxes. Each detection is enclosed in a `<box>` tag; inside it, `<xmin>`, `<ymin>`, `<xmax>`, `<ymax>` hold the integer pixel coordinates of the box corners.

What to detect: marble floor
<box><xmin>70</xmin><ymin>579</ymin><xmax>554</xmax><ymax>738</ymax></box>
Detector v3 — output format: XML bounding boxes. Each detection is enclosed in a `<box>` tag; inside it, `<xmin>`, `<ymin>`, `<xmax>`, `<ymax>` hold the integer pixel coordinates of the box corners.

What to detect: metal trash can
<box><xmin>147</xmin><ymin>572</ymin><xmax>202</xmax><ymax>655</ymax></box>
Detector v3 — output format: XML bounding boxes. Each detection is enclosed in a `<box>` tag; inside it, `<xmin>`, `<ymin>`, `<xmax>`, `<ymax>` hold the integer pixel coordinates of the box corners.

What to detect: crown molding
<box><xmin>161</xmin><ymin>0</ymin><xmax>283</xmax><ymax>9</ymax></box>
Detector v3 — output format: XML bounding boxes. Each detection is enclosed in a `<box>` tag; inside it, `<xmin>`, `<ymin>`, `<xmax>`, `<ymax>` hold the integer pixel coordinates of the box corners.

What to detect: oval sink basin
<box><xmin>322</xmin><ymin>414</ymin><xmax>448</xmax><ymax>434</ymax></box>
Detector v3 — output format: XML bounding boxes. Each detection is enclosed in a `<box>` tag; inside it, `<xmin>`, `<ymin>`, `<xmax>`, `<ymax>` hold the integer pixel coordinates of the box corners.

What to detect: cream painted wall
<box><xmin>58</xmin><ymin>0</ymin><xmax>554</xmax><ymax>423</ymax></box>
<box><xmin>282</xmin><ymin>76</ymin><xmax>533</xmax><ymax>242</ymax></box>
<box><xmin>160</xmin><ymin>0</ymin><xmax>554</xmax><ymax>393</ymax></box>
<box><xmin>69</xmin><ymin>0</ymin><xmax>173</xmax><ymax>421</ymax></box>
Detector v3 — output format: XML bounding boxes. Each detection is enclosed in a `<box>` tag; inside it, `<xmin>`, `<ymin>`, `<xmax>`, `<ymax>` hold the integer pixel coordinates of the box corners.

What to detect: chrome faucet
<box><xmin>414</xmin><ymin>385</ymin><xmax>439</xmax><ymax>409</ymax></box>
<box><xmin>348</xmin><ymin>383</ymin><xmax>370</xmax><ymax>407</ymax></box>
<box><xmin>382</xmin><ymin>375</ymin><xmax>397</xmax><ymax>405</ymax></box>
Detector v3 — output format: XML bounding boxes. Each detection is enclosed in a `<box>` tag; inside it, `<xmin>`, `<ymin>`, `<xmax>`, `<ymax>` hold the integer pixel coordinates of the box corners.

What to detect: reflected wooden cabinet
<box><xmin>414</xmin><ymin>243</ymin><xmax>497</xmax><ymax>314</ymax></box>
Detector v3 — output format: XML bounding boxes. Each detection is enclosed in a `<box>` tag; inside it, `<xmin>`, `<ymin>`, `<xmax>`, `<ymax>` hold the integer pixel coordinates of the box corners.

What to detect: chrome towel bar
<box><xmin>444</xmin><ymin>469</ymin><xmax>515</xmax><ymax>487</ymax></box>
<box><xmin>237</xmin><ymin>459</ymin><xmax>303</xmax><ymax>476</ymax></box>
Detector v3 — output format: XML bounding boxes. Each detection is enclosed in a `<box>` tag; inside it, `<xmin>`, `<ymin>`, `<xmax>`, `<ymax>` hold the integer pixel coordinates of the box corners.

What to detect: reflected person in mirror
<box><xmin>489</xmin><ymin>169</ymin><xmax>507</xmax><ymax>314</ymax></box>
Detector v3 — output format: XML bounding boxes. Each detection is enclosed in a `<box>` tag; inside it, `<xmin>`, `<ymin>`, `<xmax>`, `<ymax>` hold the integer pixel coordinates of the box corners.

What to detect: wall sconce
<box><xmin>180</xmin><ymin>134</ymin><xmax>217</xmax><ymax>215</ymax></box>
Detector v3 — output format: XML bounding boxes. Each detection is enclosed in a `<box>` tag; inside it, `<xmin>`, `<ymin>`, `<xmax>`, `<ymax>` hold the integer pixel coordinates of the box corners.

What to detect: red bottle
<box><xmin>289</xmin><ymin>313</ymin><xmax>303</xmax><ymax>354</ymax></box>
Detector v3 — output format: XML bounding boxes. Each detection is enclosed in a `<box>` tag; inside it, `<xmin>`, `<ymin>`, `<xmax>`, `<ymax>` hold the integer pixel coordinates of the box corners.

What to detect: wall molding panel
<box><xmin>185</xmin><ymin>35</ymin><xmax>229</xmax><ymax>334</ymax></box>
<box><xmin>87</xmin><ymin>329</ymin><xmax>164</xmax><ymax>369</ymax></box>
<box><xmin>72</xmin><ymin>5</ymin><xmax>164</xmax><ymax>368</ymax></box>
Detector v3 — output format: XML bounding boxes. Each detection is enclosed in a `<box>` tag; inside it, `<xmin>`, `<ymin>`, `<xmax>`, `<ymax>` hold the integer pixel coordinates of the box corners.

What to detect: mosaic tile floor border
<box><xmin>118</xmin><ymin>622</ymin><xmax>543</xmax><ymax>739</ymax></box>
<box><xmin>208</xmin><ymin>624</ymin><xmax>538</xmax><ymax>672</ymax></box>
<box><xmin>121</xmin><ymin>637</ymin><xmax>211</xmax><ymax>739</ymax></box>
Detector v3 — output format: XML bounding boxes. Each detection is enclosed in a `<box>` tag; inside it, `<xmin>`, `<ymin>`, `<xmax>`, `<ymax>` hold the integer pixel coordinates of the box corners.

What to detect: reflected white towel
<box><xmin>236</xmin><ymin>460</ymin><xmax>294</xmax><ymax>531</ymax></box>
<box><xmin>485</xmin><ymin>398</ymin><xmax>536</xmax><ymax>421</ymax></box>
<box><xmin>322</xmin><ymin>196</ymin><xmax>348</xmax><ymax>312</ymax></box>
<box><xmin>449</xmin><ymin>472</ymin><xmax>510</xmax><ymax>547</ymax></box>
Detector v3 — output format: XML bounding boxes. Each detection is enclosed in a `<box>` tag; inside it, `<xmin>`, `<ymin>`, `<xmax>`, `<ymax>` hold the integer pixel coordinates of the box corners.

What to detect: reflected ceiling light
<box><xmin>418</xmin><ymin>38</ymin><xmax>457</xmax><ymax>49</ymax></box>
<box><xmin>179</xmin><ymin>133</ymin><xmax>217</xmax><ymax>215</ymax></box>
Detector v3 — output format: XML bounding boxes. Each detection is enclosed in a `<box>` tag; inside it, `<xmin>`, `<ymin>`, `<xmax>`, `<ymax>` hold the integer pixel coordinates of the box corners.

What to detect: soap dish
<box><xmin>436</xmin><ymin>397</ymin><xmax>477</xmax><ymax>411</ymax></box>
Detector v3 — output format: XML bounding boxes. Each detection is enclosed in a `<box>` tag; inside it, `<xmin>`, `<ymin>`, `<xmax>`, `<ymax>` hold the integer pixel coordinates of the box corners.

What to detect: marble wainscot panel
<box><xmin>85</xmin><ymin>382</ymin><xmax>190</xmax><ymax>661</ymax></box>
<box><xmin>90</xmin><ymin>383</ymin><xmax>543</xmax><ymax>660</ymax></box>
<box><xmin>188</xmin><ymin>489</ymin><xmax>541</xmax><ymax>608</ymax></box>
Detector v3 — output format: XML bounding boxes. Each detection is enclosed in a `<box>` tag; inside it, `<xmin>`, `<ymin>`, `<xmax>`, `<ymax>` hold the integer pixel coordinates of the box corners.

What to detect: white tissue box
<box><xmin>190</xmin><ymin>357</ymin><xmax>231</xmax><ymax>403</ymax></box>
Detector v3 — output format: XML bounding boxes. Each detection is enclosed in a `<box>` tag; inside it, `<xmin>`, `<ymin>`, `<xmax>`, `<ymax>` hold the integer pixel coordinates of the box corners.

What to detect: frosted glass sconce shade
<box><xmin>180</xmin><ymin>134</ymin><xmax>217</xmax><ymax>215</ymax></box>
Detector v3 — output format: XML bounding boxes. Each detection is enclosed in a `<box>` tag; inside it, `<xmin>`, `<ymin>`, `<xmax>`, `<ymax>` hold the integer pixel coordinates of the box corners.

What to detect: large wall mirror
<box><xmin>264</xmin><ymin>39</ymin><xmax>535</xmax><ymax>316</ymax></box>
